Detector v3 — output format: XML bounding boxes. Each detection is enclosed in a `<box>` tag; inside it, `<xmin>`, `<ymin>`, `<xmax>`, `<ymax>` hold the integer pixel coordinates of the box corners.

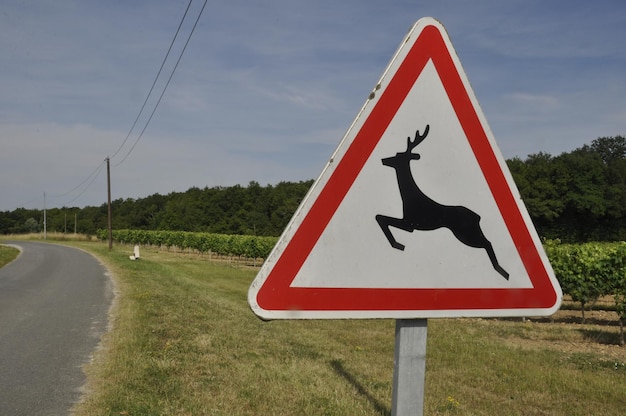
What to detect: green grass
<box><xmin>72</xmin><ymin>243</ymin><xmax>395</xmax><ymax>415</ymax></box>
<box><xmin>0</xmin><ymin>244</ymin><xmax>20</xmax><ymax>268</ymax></box>
<box><xmin>14</xmin><ymin>240</ymin><xmax>622</xmax><ymax>416</ymax></box>
<box><xmin>425</xmin><ymin>319</ymin><xmax>625</xmax><ymax>415</ymax></box>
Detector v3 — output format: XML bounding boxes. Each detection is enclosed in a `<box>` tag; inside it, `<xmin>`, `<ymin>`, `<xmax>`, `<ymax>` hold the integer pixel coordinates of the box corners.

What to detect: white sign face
<box><xmin>291</xmin><ymin>60</ymin><xmax>529</xmax><ymax>290</ymax></box>
<box><xmin>248</xmin><ymin>17</ymin><xmax>562</xmax><ymax>320</ymax></box>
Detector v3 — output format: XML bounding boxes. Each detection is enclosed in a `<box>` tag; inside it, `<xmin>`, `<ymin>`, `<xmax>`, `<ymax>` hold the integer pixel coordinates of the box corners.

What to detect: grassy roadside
<box><xmin>5</xmin><ymin>237</ymin><xmax>623</xmax><ymax>415</ymax></box>
<box><xmin>67</xmin><ymin>242</ymin><xmax>624</xmax><ymax>416</ymax></box>
<box><xmin>0</xmin><ymin>244</ymin><xmax>20</xmax><ymax>267</ymax></box>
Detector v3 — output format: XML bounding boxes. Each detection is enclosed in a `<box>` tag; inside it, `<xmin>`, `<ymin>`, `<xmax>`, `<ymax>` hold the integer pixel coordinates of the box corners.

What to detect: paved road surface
<box><xmin>0</xmin><ymin>241</ymin><xmax>113</xmax><ymax>415</ymax></box>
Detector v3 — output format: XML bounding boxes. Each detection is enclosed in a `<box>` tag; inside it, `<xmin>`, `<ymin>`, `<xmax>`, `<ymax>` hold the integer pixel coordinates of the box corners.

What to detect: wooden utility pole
<box><xmin>106</xmin><ymin>157</ymin><xmax>112</xmax><ymax>250</ymax></box>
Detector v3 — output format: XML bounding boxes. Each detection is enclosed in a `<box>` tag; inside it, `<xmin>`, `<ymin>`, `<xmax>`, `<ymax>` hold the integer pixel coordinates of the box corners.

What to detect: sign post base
<box><xmin>392</xmin><ymin>319</ymin><xmax>428</xmax><ymax>416</ymax></box>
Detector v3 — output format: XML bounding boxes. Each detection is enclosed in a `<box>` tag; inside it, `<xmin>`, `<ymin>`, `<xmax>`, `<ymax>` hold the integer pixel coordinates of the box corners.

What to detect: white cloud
<box><xmin>504</xmin><ymin>93</ymin><xmax>559</xmax><ymax>110</ymax></box>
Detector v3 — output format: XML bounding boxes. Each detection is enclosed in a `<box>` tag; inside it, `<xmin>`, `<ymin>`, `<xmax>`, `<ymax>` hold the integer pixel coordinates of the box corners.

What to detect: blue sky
<box><xmin>1</xmin><ymin>0</ymin><xmax>624</xmax><ymax>211</ymax></box>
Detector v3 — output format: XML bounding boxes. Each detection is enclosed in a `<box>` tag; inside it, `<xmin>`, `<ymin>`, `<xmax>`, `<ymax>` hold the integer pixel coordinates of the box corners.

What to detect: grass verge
<box><xmin>0</xmin><ymin>244</ymin><xmax>20</xmax><ymax>267</ymax></box>
<box><xmin>24</xmin><ymin>240</ymin><xmax>625</xmax><ymax>415</ymax></box>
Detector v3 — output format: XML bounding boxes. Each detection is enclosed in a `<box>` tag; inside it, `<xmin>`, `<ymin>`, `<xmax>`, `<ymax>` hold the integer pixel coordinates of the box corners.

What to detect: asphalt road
<box><xmin>0</xmin><ymin>241</ymin><xmax>113</xmax><ymax>415</ymax></box>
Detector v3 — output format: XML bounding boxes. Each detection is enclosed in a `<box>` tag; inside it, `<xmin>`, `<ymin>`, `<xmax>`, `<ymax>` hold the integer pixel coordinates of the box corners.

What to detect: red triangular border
<box><xmin>253</xmin><ymin>22</ymin><xmax>559</xmax><ymax>314</ymax></box>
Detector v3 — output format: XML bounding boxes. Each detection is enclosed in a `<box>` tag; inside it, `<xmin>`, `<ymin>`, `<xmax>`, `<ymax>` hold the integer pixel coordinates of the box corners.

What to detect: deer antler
<box><xmin>407</xmin><ymin>124</ymin><xmax>430</xmax><ymax>151</ymax></box>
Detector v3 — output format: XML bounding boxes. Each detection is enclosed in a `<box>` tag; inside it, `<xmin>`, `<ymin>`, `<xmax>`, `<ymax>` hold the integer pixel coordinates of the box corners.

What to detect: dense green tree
<box><xmin>0</xmin><ymin>208</ymin><xmax>41</xmax><ymax>234</ymax></box>
<box><xmin>508</xmin><ymin>137</ymin><xmax>626</xmax><ymax>241</ymax></box>
<box><xmin>508</xmin><ymin>152</ymin><xmax>565</xmax><ymax>222</ymax></box>
<box><xmin>23</xmin><ymin>217</ymin><xmax>40</xmax><ymax>233</ymax></box>
<box><xmin>556</xmin><ymin>148</ymin><xmax>607</xmax><ymax>217</ymax></box>
<box><xmin>591</xmin><ymin>136</ymin><xmax>626</xmax><ymax>219</ymax></box>
<box><xmin>589</xmin><ymin>136</ymin><xmax>626</xmax><ymax>164</ymax></box>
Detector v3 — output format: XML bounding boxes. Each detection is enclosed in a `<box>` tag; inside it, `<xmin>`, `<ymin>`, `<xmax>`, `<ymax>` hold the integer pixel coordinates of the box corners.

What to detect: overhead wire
<box><xmin>13</xmin><ymin>194</ymin><xmax>46</xmax><ymax>211</ymax></box>
<box><xmin>49</xmin><ymin>159</ymin><xmax>107</xmax><ymax>199</ymax></box>
<box><xmin>109</xmin><ymin>0</ymin><xmax>194</xmax><ymax>161</ymax></box>
<box><xmin>114</xmin><ymin>0</ymin><xmax>208</xmax><ymax>167</ymax></box>
<box><xmin>56</xmin><ymin>159</ymin><xmax>108</xmax><ymax>207</ymax></box>
<box><xmin>11</xmin><ymin>159</ymin><xmax>107</xmax><ymax>210</ymax></box>
<box><xmin>18</xmin><ymin>0</ymin><xmax>206</xmax><ymax>210</ymax></box>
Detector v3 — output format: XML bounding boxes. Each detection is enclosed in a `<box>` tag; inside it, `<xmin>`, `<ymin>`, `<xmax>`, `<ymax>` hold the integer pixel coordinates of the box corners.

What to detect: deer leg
<box><xmin>457</xmin><ymin>231</ymin><xmax>510</xmax><ymax>280</ymax></box>
<box><xmin>446</xmin><ymin>209</ymin><xmax>510</xmax><ymax>280</ymax></box>
<box><xmin>375</xmin><ymin>215</ymin><xmax>414</xmax><ymax>251</ymax></box>
<box><xmin>483</xmin><ymin>241</ymin><xmax>510</xmax><ymax>280</ymax></box>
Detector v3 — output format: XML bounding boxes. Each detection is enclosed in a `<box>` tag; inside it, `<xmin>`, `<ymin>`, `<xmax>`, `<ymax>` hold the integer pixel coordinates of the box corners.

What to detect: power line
<box><xmin>55</xmin><ymin>159</ymin><xmax>107</xmax><ymax>207</ymax></box>
<box><xmin>114</xmin><ymin>0</ymin><xmax>208</xmax><ymax>167</ymax></box>
<box><xmin>10</xmin><ymin>159</ymin><xmax>106</xmax><ymax>210</ymax></box>
<box><xmin>109</xmin><ymin>0</ymin><xmax>194</xmax><ymax>161</ymax></box>
<box><xmin>12</xmin><ymin>194</ymin><xmax>44</xmax><ymax>211</ymax></box>
<box><xmin>49</xmin><ymin>159</ymin><xmax>107</xmax><ymax>198</ymax></box>
<box><xmin>10</xmin><ymin>1</ymin><xmax>206</xmax><ymax>211</ymax></box>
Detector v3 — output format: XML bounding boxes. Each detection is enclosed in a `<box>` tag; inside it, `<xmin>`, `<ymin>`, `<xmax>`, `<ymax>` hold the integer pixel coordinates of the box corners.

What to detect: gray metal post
<box><xmin>391</xmin><ymin>318</ymin><xmax>428</xmax><ymax>416</ymax></box>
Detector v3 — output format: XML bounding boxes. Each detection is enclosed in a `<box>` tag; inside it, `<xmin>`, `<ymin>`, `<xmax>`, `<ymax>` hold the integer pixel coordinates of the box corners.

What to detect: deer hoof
<box><xmin>498</xmin><ymin>268</ymin><xmax>510</xmax><ymax>280</ymax></box>
<box><xmin>392</xmin><ymin>242</ymin><xmax>405</xmax><ymax>251</ymax></box>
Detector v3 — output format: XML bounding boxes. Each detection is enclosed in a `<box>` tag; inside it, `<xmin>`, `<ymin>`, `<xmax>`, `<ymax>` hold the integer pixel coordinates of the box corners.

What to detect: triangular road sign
<box><xmin>248</xmin><ymin>17</ymin><xmax>562</xmax><ymax>320</ymax></box>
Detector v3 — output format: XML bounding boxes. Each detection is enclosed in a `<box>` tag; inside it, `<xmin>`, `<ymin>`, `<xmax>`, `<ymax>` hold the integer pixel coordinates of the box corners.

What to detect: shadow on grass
<box><xmin>522</xmin><ymin>315</ymin><xmax>619</xmax><ymax>327</ymax></box>
<box><xmin>578</xmin><ymin>328</ymin><xmax>623</xmax><ymax>346</ymax></box>
<box><xmin>329</xmin><ymin>360</ymin><xmax>390</xmax><ymax>416</ymax></box>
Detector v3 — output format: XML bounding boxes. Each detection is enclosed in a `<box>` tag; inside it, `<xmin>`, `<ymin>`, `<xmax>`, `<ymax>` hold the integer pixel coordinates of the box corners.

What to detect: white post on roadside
<box><xmin>391</xmin><ymin>318</ymin><xmax>428</xmax><ymax>416</ymax></box>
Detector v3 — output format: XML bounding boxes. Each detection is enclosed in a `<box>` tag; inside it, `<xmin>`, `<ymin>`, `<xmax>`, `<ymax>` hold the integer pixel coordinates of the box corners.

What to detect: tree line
<box><xmin>507</xmin><ymin>136</ymin><xmax>626</xmax><ymax>242</ymax></box>
<box><xmin>0</xmin><ymin>180</ymin><xmax>313</xmax><ymax>237</ymax></box>
<box><xmin>1</xmin><ymin>135</ymin><xmax>625</xmax><ymax>241</ymax></box>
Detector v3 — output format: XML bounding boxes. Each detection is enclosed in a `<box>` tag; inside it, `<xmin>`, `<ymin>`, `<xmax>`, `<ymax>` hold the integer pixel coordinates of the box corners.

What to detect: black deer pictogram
<box><xmin>375</xmin><ymin>125</ymin><xmax>509</xmax><ymax>279</ymax></box>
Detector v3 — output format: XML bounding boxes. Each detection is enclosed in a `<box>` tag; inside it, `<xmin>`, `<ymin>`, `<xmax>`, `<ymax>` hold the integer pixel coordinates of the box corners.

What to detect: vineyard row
<box><xmin>97</xmin><ymin>229</ymin><xmax>278</xmax><ymax>260</ymax></box>
<box><xmin>543</xmin><ymin>240</ymin><xmax>626</xmax><ymax>323</ymax></box>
